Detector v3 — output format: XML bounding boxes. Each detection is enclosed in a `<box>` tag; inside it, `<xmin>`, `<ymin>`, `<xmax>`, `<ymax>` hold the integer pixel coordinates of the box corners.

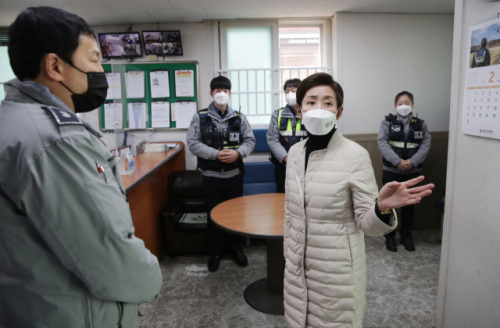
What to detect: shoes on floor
<box><xmin>208</xmin><ymin>254</ymin><xmax>222</xmax><ymax>272</ymax></box>
<box><xmin>400</xmin><ymin>236</ymin><xmax>416</xmax><ymax>252</ymax></box>
<box><xmin>385</xmin><ymin>238</ymin><xmax>397</xmax><ymax>252</ymax></box>
<box><xmin>231</xmin><ymin>250</ymin><xmax>248</xmax><ymax>267</ymax></box>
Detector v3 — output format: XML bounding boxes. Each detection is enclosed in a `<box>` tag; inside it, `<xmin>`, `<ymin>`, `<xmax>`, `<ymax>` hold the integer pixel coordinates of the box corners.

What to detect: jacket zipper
<box><xmin>117</xmin><ymin>302</ymin><xmax>124</xmax><ymax>328</ymax></box>
<box><xmin>346</xmin><ymin>226</ymin><xmax>354</xmax><ymax>269</ymax></box>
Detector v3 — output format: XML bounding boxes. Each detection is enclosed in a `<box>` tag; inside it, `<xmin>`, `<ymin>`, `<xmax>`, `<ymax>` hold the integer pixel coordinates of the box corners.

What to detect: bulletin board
<box><xmin>99</xmin><ymin>61</ymin><xmax>199</xmax><ymax>131</ymax></box>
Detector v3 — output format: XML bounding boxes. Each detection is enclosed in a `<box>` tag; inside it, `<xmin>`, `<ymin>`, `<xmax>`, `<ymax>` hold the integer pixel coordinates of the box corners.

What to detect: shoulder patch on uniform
<box><xmin>42</xmin><ymin>106</ymin><xmax>83</xmax><ymax>125</ymax></box>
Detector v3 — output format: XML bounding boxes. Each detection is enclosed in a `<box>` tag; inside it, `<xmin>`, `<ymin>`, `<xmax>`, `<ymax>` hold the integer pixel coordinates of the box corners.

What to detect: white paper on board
<box><xmin>150</xmin><ymin>71</ymin><xmax>170</xmax><ymax>98</ymax></box>
<box><xmin>105</xmin><ymin>72</ymin><xmax>122</xmax><ymax>100</ymax></box>
<box><xmin>127</xmin><ymin>102</ymin><xmax>147</xmax><ymax>129</ymax></box>
<box><xmin>462</xmin><ymin>16</ymin><xmax>500</xmax><ymax>139</ymax></box>
<box><xmin>104</xmin><ymin>102</ymin><xmax>123</xmax><ymax>130</ymax></box>
<box><xmin>174</xmin><ymin>70</ymin><xmax>195</xmax><ymax>98</ymax></box>
<box><xmin>173</xmin><ymin>101</ymin><xmax>197</xmax><ymax>128</ymax></box>
<box><xmin>151</xmin><ymin>101</ymin><xmax>170</xmax><ymax>128</ymax></box>
<box><xmin>126</xmin><ymin>71</ymin><xmax>145</xmax><ymax>99</ymax></box>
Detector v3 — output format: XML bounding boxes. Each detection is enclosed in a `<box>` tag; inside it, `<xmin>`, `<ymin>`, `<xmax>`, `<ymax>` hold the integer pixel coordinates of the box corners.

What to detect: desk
<box><xmin>121</xmin><ymin>142</ymin><xmax>185</xmax><ymax>259</ymax></box>
<box><xmin>211</xmin><ymin>193</ymin><xmax>285</xmax><ymax>315</ymax></box>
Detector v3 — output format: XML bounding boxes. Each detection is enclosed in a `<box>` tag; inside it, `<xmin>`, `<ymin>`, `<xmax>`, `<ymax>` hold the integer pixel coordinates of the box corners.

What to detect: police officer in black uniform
<box><xmin>266</xmin><ymin>79</ymin><xmax>306</xmax><ymax>193</ymax></box>
<box><xmin>377</xmin><ymin>91</ymin><xmax>431</xmax><ymax>252</ymax></box>
<box><xmin>187</xmin><ymin>76</ymin><xmax>256</xmax><ymax>272</ymax></box>
<box><xmin>471</xmin><ymin>38</ymin><xmax>490</xmax><ymax>68</ymax></box>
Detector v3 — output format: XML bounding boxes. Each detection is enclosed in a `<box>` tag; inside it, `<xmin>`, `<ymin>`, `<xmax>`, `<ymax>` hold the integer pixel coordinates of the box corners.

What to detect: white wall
<box><xmin>333</xmin><ymin>13</ymin><xmax>454</xmax><ymax>135</ymax></box>
<box><xmin>436</xmin><ymin>1</ymin><xmax>500</xmax><ymax>327</ymax></box>
<box><xmin>86</xmin><ymin>21</ymin><xmax>215</xmax><ymax>170</ymax></box>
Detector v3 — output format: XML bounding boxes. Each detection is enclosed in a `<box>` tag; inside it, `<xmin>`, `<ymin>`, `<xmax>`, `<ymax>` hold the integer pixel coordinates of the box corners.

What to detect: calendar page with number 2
<box><xmin>462</xmin><ymin>16</ymin><xmax>500</xmax><ymax>139</ymax></box>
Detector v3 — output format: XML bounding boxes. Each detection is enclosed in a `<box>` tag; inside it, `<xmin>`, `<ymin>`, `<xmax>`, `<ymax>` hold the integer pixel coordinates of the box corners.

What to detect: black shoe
<box><xmin>231</xmin><ymin>250</ymin><xmax>248</xmax><ymax>267</ymax></box>
<box><xmin>208</xmin><ymin>255</ymin><xmax>222</xmax><ymax>272</ymax></box>
<box><xmin>400</xmin><ymin>236</ymin><xmax>415</xmax><ymax>252</ymax></box>
<box><xmin>385</xmin><ymin>238</ymin><xmax>397</xmax><ymax>252</ymax></box>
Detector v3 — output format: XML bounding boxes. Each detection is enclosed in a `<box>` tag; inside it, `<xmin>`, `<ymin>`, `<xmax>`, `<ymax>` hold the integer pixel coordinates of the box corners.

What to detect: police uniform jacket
<box><xmin>377</xmin><ymin>113</ymin><xmax>431</xmax><ymax>175</ymax></box>
<box><xmin>186</xmin><ymin>102</ymin><xmax>256</xmax><ymax>179</ymax></box>
<box><xmin>267</xmin><ymin>105</ymin><xmax>306</xmax><ymax>164</ymax></box>
<box><xmin>0</xmin><ymin>79</ymin><xmax>162</xmax><ymax>328</ymax></box>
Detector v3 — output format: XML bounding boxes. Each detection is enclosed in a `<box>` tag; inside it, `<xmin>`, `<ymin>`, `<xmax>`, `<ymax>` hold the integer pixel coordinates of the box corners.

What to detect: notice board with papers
<box><xmin>99</xmin><ymin>61</ymin><xmax>199</xmax><ymax>130</ymax></box>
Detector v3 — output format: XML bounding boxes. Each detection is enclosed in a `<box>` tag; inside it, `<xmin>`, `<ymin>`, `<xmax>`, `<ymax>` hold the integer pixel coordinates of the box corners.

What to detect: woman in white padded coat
<box><xmin>283</xmin><ymin>73</ymin><xmax>434</xmax><ymax>328</ymax></box>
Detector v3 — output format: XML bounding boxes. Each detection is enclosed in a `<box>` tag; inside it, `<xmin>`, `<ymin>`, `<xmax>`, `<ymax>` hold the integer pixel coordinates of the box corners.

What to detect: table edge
<box><xmin>125</xmin><ymin>143</ymin><xmax>184</xmax><ymax>192</ymax></box>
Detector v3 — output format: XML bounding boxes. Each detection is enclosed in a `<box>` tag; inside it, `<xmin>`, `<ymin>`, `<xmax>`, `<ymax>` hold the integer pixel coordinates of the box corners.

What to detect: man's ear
<box><xmin>210</xmin><ymin>90</ymin><xmax>214</xmax><ymax>98</ymax></box>
<box><xmin>336</xmin><ymin>106</ymin><xmax>344</xmax><ymax>120</ymax></box>
<box><xmin>296</xmin><ymin>105</ymin><xmax>302</xmax><ymax>119</ymax></box>
<box><xmin>42</xmin><ymin>53</ymin><xmax>65</xmax><ymax>83</ymax></box>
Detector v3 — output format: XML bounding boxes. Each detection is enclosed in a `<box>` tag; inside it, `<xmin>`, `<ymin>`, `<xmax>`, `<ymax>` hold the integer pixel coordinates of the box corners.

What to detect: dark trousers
<box><xmin>382</xmin><ymin>170</ymin><xmax>421</xmax><ymax>239</ymax></box>
<box><xmin>203</xmin><ymin>175</ymin><xmax>244</xmax><ymax>256</ymax></box>
<box><xmin>274</xmin><ymin>162</ymin><xmax>287</xmax><ymax>193</ymax></box>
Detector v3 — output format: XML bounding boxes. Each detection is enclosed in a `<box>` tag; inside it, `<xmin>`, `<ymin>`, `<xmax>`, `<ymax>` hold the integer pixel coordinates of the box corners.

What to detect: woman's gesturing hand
<box><xmin>377</xmin><ymin>176</ymin><xmax>434</xmax><ymax>212</ymax></box>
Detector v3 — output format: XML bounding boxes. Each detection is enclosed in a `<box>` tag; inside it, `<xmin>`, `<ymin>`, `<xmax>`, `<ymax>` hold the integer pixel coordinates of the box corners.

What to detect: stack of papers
<box><xmin>144</xmin><ymin>143</ymin><xmax>169</xmax><ymax>153</ymax></box>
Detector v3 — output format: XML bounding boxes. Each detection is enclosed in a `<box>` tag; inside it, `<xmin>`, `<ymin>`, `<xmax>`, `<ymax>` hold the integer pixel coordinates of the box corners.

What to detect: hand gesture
<box><xmin>377</xmin><ymin>176</ymin><xmax>434</xmax><ymax>212</ymax></box>
<box><xmin>217</xmin><ymin>149</ymin><xmax>240</xmax><ymax>163</ymax></box>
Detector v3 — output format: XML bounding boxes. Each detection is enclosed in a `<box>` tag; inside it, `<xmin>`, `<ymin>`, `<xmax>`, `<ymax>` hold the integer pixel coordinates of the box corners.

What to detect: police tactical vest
<box><xmin>270</xmin><ymin>108</ymin><xmax>307</xmax><ymax>164</ymax></box>
<box><xmin>383</xmin><ymin>114</ymin><xmax>425</xmax><ymax>168</ymax></box>
<box><xmin>197</xmin><ymin>109</ymin><xmax>243</xmax><ymax>172</ymax></box>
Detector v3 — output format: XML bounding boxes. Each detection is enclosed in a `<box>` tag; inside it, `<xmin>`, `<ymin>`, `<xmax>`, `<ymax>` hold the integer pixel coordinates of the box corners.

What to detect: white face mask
<box><xmin>301</xmin><ymin>109</ymin><xmax>337</xmax><ymax>135</ymax></box>
<box><xmin>285</xmin><ymin>92</ymin><xmax>297</xmax><ymax>107</ymax></box>
<box><xmin>396</xmin><ymin>105</ymin><xmax>412</xmax><ymax>116</ymax></box>
<box><xmin>214</xmin><ymin>92</ymin><xmax>230</xmax><ymax>106</ymax></box>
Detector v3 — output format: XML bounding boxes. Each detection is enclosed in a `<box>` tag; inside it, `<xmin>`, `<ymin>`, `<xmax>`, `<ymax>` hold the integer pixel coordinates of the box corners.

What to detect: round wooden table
<box><xmin>211</xmin><ymin>193</ymin><xmax>285</xmax><ymax>315</ymax></box>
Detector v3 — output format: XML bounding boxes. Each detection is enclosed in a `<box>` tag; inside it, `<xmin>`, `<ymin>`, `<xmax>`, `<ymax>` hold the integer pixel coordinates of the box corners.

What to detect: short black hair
<box><xmin>283</xmin><ymin>78</ymin><xmax>301</xmax><ymax>91</ymax></box>
<box><xmin>394</xmin><ymin>91</ymin><xmax>414</xmax><ymax>106</ymax></box>
<box><xmin>296</xmin><ymin>73</ymin><xmax>344</xmax><ymax>109</ymax></box>
<box><xmin>481</xmin><ymin>38</ymin><xmax>487</xmax><ymax>48</ymax></box>
<box><xmin>8</xmin><ymin>6</ymin><xmax>96</xmax><ymax>80</ymax></box>
<box><xmin>210</xmin><ymin>76</ymin><xmax>231</xmax><ymax>91</ymax></box>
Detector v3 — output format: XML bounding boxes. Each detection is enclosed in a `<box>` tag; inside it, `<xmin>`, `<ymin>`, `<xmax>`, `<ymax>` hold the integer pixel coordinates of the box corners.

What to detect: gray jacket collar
<box><xmin>208</xmin><ymin>102</ymin><xmax>238</xmax><ymax>122</ymax></box>
<box><xmin>281</xmin><ymin>105</ymin><xmax>297</xmax><ymax>118</ymax></box>
<box><xmin>4</xmin><ymin>79</ymin><xmax>102</xmax><ymax>138</ymax></box>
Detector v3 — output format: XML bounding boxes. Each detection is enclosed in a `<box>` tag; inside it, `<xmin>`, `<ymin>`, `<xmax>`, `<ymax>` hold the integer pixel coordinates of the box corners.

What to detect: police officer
<box><xmin>0</xmin><ymin>7</ymin><xmax>162</xmax><ymax>328</ymax></box>
<box><xmin>267</xmin><ymin>78</ymin><xmax>306</xmax><ymax>193</ymax></box>
<box><xmin>187</xmin><ymin>76</ymin><xmax>256</xmax><ymax>272</ymax></box>
<box><xmin>471</xmin><ymin>38</ymin><xmax>490</xmax><ymax>68</ymax></box>
<box><xmin>377</xmin><ymin>91</ymin><xmax>431</xmax><ymax>252</ymax></box>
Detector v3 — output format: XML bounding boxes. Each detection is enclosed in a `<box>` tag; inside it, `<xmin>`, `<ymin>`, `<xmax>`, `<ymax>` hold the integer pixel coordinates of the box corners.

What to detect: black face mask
<box><xmin>60</xmin><ymin>63</ymin><xmax>108</xmax><ymax>113</ymax></box>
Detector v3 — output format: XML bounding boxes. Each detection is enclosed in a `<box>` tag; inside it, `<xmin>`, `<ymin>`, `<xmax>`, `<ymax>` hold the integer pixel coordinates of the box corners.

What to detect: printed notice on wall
<box><xmin>104</xmin><ymin>102</ymin><xmax>123</xmax><ymax>130</ymax></box>
<box><xmin>174</xmin><ymin>70</ymin><xmax>195</xmax><ymax>98</ymax></box>
<box><xmin>462</xmin><ymin>16</ymin><xmax>500</xmax><ymax>139</ymax></box>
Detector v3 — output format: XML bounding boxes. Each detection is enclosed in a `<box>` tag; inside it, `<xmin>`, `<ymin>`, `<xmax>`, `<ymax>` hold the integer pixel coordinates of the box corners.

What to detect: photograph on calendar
<box><xmin>469</xmin><ymin>22</ymin><xmax>500</xmax><ymax>68</ymax></box>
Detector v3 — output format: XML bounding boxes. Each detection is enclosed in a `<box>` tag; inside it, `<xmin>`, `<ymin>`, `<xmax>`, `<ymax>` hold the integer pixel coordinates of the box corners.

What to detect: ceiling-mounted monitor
<box><xmin>142</xmin><ymin>30</ymin><xmax>183</xmax><ymax>56</ymax></box>
<box><xmin>98</xmin><ymin>32</ymin><xmax>142</xmax><ymax>59</ymax></box>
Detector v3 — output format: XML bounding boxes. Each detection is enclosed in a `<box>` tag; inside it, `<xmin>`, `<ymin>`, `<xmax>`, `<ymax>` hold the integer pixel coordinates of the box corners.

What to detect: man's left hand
<box><xmin>219</xmin><ymin>149</ymin><xmax>240</xmax><ymax>163</ymax></box>
<box><xmin>403</xmin><ymin>160</ymin><xmax>414</xmax><ymax>170</ymax></box>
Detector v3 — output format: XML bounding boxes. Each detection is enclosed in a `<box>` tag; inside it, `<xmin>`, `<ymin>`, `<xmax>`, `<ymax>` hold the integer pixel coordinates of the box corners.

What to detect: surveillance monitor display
<box><xmin>142</xmin><ymin>30</ymin><xmax>183</xmax><ymax>56</ymax></box>
<box><xmin>98</xmin><ymin>32</ymin><xmax>142</xmax><ymax>59</ymax></box>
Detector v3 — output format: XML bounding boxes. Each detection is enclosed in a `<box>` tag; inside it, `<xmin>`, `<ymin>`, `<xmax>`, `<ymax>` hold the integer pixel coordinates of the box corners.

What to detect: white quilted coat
<box><xmin>283</xmin><ymin>131</ymin><xmax>397</xmax><ymax>328</ymax></box>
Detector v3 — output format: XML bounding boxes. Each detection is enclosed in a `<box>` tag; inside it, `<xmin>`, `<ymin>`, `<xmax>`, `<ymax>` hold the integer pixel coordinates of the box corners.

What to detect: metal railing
<box><xmin>215</xmin><ymin>67</ymin><xmax>332</xmax><ymax>120</ymax></box>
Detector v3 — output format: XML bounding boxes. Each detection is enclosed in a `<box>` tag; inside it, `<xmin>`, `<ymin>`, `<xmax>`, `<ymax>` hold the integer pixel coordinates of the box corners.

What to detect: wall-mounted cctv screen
<box><xmin>142</xmin><ymin>30</ymin><xmax>183</xmax><ymax>56</ymax></box>
<box><xmin>98</xmin><ymin>32</ymin><xmax>142</xmax><ymax>59</ymax></box>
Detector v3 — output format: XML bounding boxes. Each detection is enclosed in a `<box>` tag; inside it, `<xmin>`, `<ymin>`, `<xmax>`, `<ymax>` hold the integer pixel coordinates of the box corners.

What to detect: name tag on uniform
<box><xmin>391</xmin><ymin>125</ymin><xmax>401</xmax><ymax>132</ymax></box>
<box><xmin>229</xmin><ymin>132</ymin><xmax>240</xmax><ymax>142</ymax></box>
<box><xmin>42</xmin><ymin>106</ymin><xmax>83</xmax><ymax>125</ymax></box>
<box><xmin>414</xmin><ymin>131</ymin><xmax>423</xmax><ymax>139</ymax></box>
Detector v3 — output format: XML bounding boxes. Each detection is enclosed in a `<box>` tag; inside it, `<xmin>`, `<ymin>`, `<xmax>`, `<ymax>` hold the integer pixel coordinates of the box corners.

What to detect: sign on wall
<box><xmin>462</xmin><ymin>16</ymin><xmax>500</xmax><ymax>139</ymax></box>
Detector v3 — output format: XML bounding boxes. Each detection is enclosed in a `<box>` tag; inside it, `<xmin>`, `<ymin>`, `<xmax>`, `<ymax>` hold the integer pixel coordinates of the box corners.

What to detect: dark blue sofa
<box><xmin>242</xmin><ymin>129</ymin><xmax>277</xmax><ymax>196</ymax></box>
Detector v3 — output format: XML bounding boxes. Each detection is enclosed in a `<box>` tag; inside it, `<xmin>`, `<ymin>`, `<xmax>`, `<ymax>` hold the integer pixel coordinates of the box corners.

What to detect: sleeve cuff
<box><xmin>374</xmin><ymin>201</ymin><xmax>392</xmax><ymax>225</ymax></box>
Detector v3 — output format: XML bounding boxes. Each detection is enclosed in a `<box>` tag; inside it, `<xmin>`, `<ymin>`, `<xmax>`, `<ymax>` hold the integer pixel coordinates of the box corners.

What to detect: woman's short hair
<box><xmin>296</xmin><ymin>73</ymin><xmax>344</xmax><ymax>109</ymax></box>
<box><xmin>394</xmin><ymin>91</ymin><xmax>414</xmax><ymax>106</ymax></box>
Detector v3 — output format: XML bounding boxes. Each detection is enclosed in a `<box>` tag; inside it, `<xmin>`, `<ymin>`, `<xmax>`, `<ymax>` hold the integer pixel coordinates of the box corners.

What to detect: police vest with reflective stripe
<box><xmin>383</xmin><ymin>114</ymin><xmax>425</xmax><ymax>168</ymax></box>
<box><xmin>270</xmin><ymin>108</ymin><xmax>307</xmax><ymax>164</ymax></box>
<box><xmin>197</xmin><ymin>109</ymin><xmax>243</xmax><ymax>172</ymax></box>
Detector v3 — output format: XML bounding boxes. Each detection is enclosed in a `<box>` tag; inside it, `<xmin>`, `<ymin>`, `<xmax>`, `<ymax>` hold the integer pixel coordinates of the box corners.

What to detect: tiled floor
<box><xmin>139</xmin><ymin>229</ymin><xmax>441</xmax><ymax>328</ymax></box>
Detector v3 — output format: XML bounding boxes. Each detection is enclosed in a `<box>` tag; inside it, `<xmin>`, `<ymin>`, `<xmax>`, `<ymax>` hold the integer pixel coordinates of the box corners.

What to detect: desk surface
<box><xmin>211</xmin><ymin>193</ymin><xmax>285</xmax><ymax>239</ymax></box>
<box><xmin>121</xmin><ymin>142</ymin><xmax>184</xmax><ymax>192</ymax></box>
